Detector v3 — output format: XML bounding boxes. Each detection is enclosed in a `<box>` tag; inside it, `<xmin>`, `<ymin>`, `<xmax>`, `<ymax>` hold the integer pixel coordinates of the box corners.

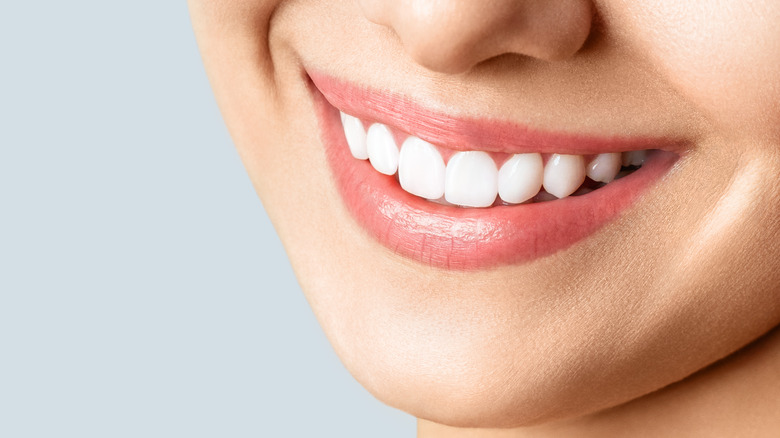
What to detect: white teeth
<box><xmin>587</xmin><ymin>153</ymin><xmax>622</xmax><ymax>183</ymax></box>
<box><xmin>366</xmin><ymin>123</ymin><xmax>399</xmax><ymax>175</ymax></box>
<box><xmin>342</xmin><ymin>115</ymin><xmax>649</xmax><ymax>206</ymax></box>
<box><xmin>445</xmin><ymin>151</ymin><xmax>498</xmax><ymax>208</ymax></box>
<box><xmin>622</xmin><ymin>150</ymin><xmax>647</xmax><ymax>167</ymax></box>
<box><xmin>498</xmin><ymin>153</ymin><xmax>543</xmax><ymax>204</ymax></box>
<box><xmin>398</xmin><ymin>136</ymin><xmax>446</xmax><ymax>200</ymax></box>
<box><xmin>543</xmin><ymin>154</ymin><xmax>586</xmax><ymax>199</ymax></box>
<box><xmin>341</xmin><ymin>112</ymin><xmax>369</xmax><ymax>160</ymax></box>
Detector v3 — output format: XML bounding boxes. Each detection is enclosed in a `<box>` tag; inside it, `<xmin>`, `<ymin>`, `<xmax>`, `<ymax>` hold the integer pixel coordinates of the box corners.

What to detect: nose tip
<box><xmin>358</xmin><ymin>0</ymin><xmax>594</xmax><ymax>74</ymax></box>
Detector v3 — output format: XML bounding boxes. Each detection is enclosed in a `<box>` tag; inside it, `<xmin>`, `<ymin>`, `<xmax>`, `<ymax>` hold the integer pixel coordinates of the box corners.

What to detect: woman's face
<box><xmin>190</xmin><ymin>0</ymin><xmax>780</xmax><ymax>427</ymax></box>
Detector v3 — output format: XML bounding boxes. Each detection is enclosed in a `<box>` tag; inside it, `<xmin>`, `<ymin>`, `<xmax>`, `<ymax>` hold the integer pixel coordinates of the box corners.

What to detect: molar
<box><xmin>622</xmin><ymin>150</ymin><xmax>647</xmax><ymax>167</ymax></box>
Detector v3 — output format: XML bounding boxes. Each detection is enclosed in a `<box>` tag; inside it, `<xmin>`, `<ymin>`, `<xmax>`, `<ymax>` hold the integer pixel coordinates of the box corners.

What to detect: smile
<box><xmin>341</xmin><ymin>110</ymin><xmax>653</xmax><ymax>207</ymax></box>
<box><xmin>309</xmin><ymin>71</ymin><xmax>683</xmax><ymax>269</ymax></box>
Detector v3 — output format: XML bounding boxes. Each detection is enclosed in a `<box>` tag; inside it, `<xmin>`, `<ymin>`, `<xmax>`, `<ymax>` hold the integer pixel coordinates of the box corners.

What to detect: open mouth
<box><xmin>340</xmin><ymin>110</ymin><xmax>653</xmax><ymax>207</ymax></box>
<box><xmin>309</xmin><ymin>71</ymin><xmax>682</xmax><ymax>270</ymax></box>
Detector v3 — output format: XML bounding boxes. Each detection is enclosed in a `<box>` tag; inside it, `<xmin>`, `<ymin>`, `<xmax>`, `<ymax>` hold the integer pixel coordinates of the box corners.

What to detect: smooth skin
<box><xmin>189</xmin><ymin>0</ymin><xmax>780</xmax><ymax>435</ymax></box>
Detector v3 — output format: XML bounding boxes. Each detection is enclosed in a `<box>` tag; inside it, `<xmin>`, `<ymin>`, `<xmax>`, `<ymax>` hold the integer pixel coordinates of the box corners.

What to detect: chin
<box><xmin>292</xmin><ymin>242</ymin><xmax>780</xmax><ymax>429</ymax></box>
<box><xmin>329</xmin><ymin>318</ymin><xmax>627</xmax><ymax>427</ymax></box>
<box><xmin>307</xmin><ymin>284</ymin><xmax>657</xmax><ymax>428</ymax></box>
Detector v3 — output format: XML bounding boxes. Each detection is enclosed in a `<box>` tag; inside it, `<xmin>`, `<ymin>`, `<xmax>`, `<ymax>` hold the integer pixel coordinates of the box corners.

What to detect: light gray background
<box><xmin>0</xmin><ymin>2</ymin><xmax>414</xmax><ymax>437</ymax></box>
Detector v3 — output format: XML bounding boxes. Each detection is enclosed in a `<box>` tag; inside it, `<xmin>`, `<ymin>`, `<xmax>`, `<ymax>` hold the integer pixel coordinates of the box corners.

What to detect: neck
<box><xmin>418</xmin><ymin>326</ymin><xmax>780</xmax><ymax>437</ymax></box>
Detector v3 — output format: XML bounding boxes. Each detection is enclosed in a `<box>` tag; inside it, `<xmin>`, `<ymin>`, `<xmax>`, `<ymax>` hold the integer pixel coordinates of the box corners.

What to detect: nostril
<box><xmin>356</xmin><ymin>0</ymin><xmax>596</xmax><ymax>74</ymax></box>
<box><xmin>402</xmin><ymin>38</ymin><xmax>485</xmax><ymax>75</ymax></box>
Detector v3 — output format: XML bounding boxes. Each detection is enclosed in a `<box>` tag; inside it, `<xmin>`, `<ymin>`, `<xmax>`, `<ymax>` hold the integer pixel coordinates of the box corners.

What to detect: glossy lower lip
<box><xmin>309</xmin><ymin>72</ymin><xmax>681</xmax><ymax>270</ymax></box>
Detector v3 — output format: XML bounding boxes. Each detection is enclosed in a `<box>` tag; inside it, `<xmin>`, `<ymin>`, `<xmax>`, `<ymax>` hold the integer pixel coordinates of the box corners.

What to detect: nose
<box><xmin>358</xmin><ymin>0</ymin><xmax>594</xmax><ymax>74</ymax></box>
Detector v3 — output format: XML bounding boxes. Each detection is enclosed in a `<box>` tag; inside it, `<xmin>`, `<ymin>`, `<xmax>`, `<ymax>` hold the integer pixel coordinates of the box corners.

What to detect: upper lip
<box><xmin>307</xmin><ymin>69</ymin><xmax>683</xmax><ymax>269</ymax></box>
<box><xmin>309</xmin><ymin>70</ymin><xmax>689</xmax><ymax>156</ymax></box>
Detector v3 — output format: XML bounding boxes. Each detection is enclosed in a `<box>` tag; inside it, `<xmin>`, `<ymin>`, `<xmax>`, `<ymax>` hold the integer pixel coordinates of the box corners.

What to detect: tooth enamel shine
<box><xmin>445</xmin><ymin>151</ymin><xmax>498</xmax><ymax>208</ymax></box>
<box><xmin>498</xmin><ymin>153</ymin><xmax>544</xmax><ymax>204</ymax></box>
<box><xmin>543</xmin><ymin>154</ymin><xmax>586</xmax><ymax>199</ymax></box>
<box><xmin>366</xmin><ymin>123</ymin><xmax>399</xmax><ymax>175</ymax></box>
<box><xmin>341</xmin><ymin>112</ymin><xmax>369</xmax><ymax>160</ymax></box>
<box><xmin>342</xmin><ymin>113</ymin><xmax>650</xmax><ymax>207</ymax></box>
<box><xmin>587</xmin><ymin>153</ymin><xmax>622</xmax><ymax>183</ymax></box>
<box><xmin>399</xmin><ymin>136</ymin><xmax>446</xmax><ymax>200</ymax></box>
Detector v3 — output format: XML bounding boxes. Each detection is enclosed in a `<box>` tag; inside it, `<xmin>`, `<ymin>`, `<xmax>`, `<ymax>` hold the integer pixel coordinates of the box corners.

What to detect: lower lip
<box><xmin>311</xmin><ymin>81</ymin><xmax>679</xmax><ymax>270</ymax></box>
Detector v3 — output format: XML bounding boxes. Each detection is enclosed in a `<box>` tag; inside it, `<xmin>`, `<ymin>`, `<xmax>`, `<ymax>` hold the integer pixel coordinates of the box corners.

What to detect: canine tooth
<box><xmin>341</xmin><ymin>112</ymin><xmax>368</xmax><ymax>160</ymax></box>
<box><xmin>445</xmin><ymin>151</ymin><xmax>498</xmax><ymax>208</ymax></box>
<box><xmin>366</xmin><ymin>123</ymin><xmax>399</xmax><ymax>175</ymax></box>
<box><xmin>622</xmin><ymin>150</ymin><xmax>647</xmax><ymax>167</ymax></box>
<box><xmin>498</xmin><ymin>153</ymin><xmax>543</xmax><ymax>204</ymax></box>
<box><xmin>587</xmin><ymin>153</ymin><xmax>622</xmax><ymax>183</ymax></box>
<box><xmin>543</xmin><ymin>154</ymin><xmax>586</xmax><ymax>199</ymax></box>
<box><xmin>399</xmin><ymin>137</ymin><xmax>446</xmax><ymax>200</ymax></box>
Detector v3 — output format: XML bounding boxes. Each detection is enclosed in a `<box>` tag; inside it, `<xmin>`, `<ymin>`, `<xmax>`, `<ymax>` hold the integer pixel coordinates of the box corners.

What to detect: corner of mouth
<box><xmin>306</xmin><ymin>68</ymin><xmax>684</xmax><ymax>269</ymax></box>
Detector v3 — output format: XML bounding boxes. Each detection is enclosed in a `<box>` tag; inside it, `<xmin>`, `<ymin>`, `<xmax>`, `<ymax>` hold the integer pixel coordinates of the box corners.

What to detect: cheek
<box><xmin>606</xmin><ymin>0</ymin><xmax>780</xmax><ymax>137</ymax></box>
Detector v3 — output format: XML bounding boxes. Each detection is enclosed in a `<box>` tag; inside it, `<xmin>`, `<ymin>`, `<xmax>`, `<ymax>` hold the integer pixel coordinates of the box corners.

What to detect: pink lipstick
<box><xmin>309</xmin><ymin>71</ymin><xmax>681</xmax><ymax>270</ymax></box>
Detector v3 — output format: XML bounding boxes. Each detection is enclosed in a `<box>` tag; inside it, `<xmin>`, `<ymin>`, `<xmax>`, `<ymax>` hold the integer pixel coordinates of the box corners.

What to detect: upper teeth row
<box><xmin>341</xmin><ymin>112</ymin><xmax>647</xmax><ymax>208</ymax></box>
